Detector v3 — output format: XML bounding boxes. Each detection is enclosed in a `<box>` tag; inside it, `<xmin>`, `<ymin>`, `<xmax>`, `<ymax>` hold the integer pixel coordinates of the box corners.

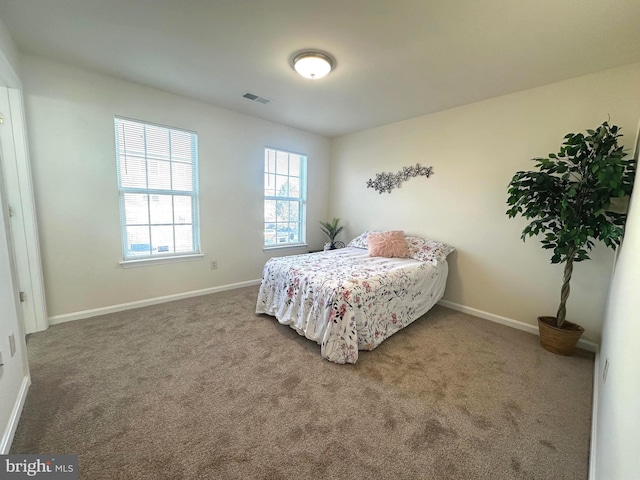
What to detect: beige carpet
<box><xmin>11</xmin><ymin>286</ymin><xmax>594</xmax><ymax>479</ymax></box>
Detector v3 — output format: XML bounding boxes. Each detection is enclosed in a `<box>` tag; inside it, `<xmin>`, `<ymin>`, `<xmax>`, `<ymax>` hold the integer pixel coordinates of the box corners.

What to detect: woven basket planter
<box><xmin>537</xmin><ymin>316</ymin><xmax>584</xmax><ymax>356</ymax></box>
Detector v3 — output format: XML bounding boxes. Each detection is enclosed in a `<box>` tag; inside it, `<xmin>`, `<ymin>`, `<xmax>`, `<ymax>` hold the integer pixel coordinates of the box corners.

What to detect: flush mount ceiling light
<box><xmin>293</xmin><ymin>52</ymin><xmax>334</xmax><ymax>80</ymax></box>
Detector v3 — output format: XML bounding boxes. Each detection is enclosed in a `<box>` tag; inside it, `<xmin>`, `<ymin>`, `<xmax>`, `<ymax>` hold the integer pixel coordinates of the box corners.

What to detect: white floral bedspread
<box><xmin>255</xmin><ymin>247</ymin><xmax>448</xmax><ymax>364</ymax></box>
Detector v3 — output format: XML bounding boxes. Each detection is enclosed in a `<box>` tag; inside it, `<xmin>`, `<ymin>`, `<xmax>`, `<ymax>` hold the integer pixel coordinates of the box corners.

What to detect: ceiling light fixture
<box><xmin>293</xmin><ymin>52</ymin><xmax>334</xmax><ymax>80</ymax></box>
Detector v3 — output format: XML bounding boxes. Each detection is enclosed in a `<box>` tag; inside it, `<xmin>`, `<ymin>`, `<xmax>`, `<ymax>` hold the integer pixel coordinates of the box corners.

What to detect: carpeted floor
<box><xmin>11</xmin><ymin>286</ymin><xmax>594</xmax><ymax>479</ymax></box>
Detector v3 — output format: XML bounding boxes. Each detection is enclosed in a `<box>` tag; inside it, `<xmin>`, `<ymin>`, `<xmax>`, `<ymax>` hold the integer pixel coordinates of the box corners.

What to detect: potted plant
<box><xmin>506</xmin><ymin>121</ymin><xmax>636</xmax><ymax>355</ymax></box>
<box><xmin>320</xmin><ymin>218</ymin><xmax>344</xmax><ymax>250</ymax></box>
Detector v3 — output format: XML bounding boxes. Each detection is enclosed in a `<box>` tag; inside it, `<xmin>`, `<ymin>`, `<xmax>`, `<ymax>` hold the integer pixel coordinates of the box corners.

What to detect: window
<box><xmin>115</xmin><ymin>117</ymin><xmax>200</xmax><ymax>260</ymax></box>
<box><xmin>264</xmin><ymin>148</ymin><xmax>306</xmax><ymax>247</ymax></box>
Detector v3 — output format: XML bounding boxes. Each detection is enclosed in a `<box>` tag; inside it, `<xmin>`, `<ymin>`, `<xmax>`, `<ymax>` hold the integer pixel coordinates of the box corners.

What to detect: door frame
<box><xmin>0</xmin><ymin>41</ymin><xmax>48</xmax><ymax>334</ymax></box>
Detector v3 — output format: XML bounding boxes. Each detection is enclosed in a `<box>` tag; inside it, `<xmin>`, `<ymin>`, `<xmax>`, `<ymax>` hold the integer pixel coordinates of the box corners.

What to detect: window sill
<box><xmin>263</xmin><ymin>243</ymin><xmax>309</xmax><ymax>253</ymax></box>
<box><xmin>120</xmin><ymin>253</ymin><xmax>205</xmax><ymax>268</ymax></box>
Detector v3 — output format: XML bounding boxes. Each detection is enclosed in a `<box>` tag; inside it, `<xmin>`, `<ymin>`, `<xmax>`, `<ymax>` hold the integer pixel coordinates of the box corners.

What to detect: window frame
<box><xmin>114</xmin><ymin>116</ymin><xmax>202</xmax><ymax>265</ymax></box>
<box><xmin>263</xmin><ymin>147</ymin><xmax>307</xmax><ymax>250</ymax></box>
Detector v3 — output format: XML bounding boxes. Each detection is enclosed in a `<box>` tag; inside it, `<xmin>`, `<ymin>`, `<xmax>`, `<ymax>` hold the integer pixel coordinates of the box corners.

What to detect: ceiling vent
<box><xmin>242</xmin><ymin>92</ymin><xmax>271</xmax><ymax>104</ymax></box>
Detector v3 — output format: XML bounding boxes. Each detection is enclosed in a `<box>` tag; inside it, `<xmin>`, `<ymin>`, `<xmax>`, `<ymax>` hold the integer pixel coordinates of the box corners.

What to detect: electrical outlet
<box><xmin>9</xmin><ymin>333</ymin><xmax>16</xmax><ymax>357</ymax></box>
<box><xmin>210</xmin><ymin>260</ymin><xmax>218</xmax><ymax>270</ymax></box>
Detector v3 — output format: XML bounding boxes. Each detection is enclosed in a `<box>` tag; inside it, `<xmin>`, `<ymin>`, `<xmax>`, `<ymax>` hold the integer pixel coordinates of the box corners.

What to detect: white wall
<box><xmin>594</xmin><ymin>126</ymin><xmax>640</xmax><ymax>479</ymax></box>
<box><xmin>330</xmin><ymin>62</ymin><xmax>640</xmax><ymax>343</ymax></box>
<box><xmin>20</xmin><ymin>54</ymin><xmax>331</xmax><ymax>318</ymax></box>
<box><xmin>0</xmin><ymin>13</ymin><xmax>19</xmax><ymax>87</ymax></box>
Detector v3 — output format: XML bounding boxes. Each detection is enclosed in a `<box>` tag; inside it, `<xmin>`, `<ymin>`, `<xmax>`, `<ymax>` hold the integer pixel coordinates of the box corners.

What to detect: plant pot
<box><xmin>537</xmin><ymin>316</ymin><xmax>585</xmax><ymax>356</ymax></box>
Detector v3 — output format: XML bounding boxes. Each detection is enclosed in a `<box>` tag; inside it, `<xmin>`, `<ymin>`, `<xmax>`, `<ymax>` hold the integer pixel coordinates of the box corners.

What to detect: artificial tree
<box><xmin>506</xmin><ymin>121</ymin><xmax>635</xmax><ymax>329</ymax></box>
<box><xmin>319</xmin><ymin>218</ymin><xmax>344</xmax><ymax>250</ymax></box>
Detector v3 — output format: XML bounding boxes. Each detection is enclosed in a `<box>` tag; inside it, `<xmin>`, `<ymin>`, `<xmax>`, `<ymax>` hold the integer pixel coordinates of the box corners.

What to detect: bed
<box><xmin>255</xmin><ymin>232</ymin><xmax>453</xmax><ymax>364</ymax></box>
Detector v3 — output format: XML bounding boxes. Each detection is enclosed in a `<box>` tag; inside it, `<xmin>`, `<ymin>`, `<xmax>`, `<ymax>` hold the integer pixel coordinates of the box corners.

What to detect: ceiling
<box><xmin>1</xmin><ymin>0</ymin><xmax>639</xmax><ymax>137</ymax></box>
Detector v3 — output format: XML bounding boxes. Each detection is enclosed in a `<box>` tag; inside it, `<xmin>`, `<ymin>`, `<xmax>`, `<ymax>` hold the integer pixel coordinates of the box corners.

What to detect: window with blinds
<box><xmin>115</xmin><ymin>117</ymin><xmax>200</xmax><ymax>260</ymax></box>
<box><xmin>264</xmin><ymin>147</ymin><xmax>306</xmax><ymax>247</ymax></box>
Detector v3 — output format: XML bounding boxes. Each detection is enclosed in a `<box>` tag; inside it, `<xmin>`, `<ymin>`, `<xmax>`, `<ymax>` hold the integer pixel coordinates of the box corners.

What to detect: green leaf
<box><xmin>506</xmin><ymin>120</ymin><xmax>635</xmax><ymax>273</ymax></box>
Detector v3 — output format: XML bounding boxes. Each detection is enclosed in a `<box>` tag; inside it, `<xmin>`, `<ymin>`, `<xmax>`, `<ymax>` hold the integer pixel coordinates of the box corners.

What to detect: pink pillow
<box><xmin>368</xmin><ymin>231</ymin><xmax>408</xmax><ymax>258</ymax></box>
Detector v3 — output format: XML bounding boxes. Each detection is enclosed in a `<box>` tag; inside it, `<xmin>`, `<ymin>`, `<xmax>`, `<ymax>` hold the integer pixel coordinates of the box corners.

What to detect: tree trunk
<box><xmin>556</xmin><ymin>247</ymin><xmax>576</xmax><ymax>328</ymax></box>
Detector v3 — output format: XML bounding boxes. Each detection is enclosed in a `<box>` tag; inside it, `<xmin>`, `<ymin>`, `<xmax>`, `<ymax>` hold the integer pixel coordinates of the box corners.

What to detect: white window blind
<box><xmin>115</xmin><ymin>117</ymin><xmax>200</xmax><ymax>260</ymax></box>
<box><xmin>264</xmin><ymin>147</ymin><xmax>306</xmax><ymax>247</ymax></box>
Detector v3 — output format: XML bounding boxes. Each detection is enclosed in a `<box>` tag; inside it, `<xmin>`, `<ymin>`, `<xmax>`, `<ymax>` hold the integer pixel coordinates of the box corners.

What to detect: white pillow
<box><xmin>405</xmin><ymin>236</ymin><xmax>455</xmax><ymax>265</ymax></box>
<box><xmin>347</xmin><ymin>231</ymin><xmax>380</xmax><ymax>249</ymax></box>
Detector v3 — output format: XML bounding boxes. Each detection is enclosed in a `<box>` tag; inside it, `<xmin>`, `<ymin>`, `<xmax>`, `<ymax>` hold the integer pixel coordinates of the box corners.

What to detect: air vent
<box><xmin>242</xmin><ymin>92</ymin><xmax>271</xmax><ymax>104</ymax></box>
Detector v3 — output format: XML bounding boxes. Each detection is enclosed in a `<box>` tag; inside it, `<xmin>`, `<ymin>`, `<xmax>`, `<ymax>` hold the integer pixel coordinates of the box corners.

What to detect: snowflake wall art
<box><xmin>366</xmin><ymin>163</ymin><xmax>433</xmax><ymax>194</ymax></box>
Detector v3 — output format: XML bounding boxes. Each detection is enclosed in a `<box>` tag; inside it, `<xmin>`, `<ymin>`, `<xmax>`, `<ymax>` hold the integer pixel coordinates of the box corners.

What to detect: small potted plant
<box><xmin>320</xmin><ymin>218</ymin><xmax>344</xmax><ymax>250</ymax></box>
<box><xmin>506</xmin><ymin>121</ymin><xmax>635</xmax><ymax>355</ymax></box>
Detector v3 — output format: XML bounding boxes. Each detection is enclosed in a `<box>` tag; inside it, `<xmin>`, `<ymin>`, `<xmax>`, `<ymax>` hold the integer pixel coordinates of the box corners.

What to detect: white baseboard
<box><xmin>47</xmin><ymin>286</ymin><xmax>601</xmax><ymax>352</ymax></box>
<box><xmin>437</xmin><ymin>299</ymin><xmax>599</xmax><ymax>353</ymax></box>
<box><xmin>48</xmin><ymin>279</ymin><xmax>262</xmax><ymax>325</ymax></box>
<box><xmin>1</xmin><ymin>375</ymin><xmax>31</xmax><ymax>454</ymax></box>
<box><xmin>589</xmin><ymin>350</ymin><xmax>600</xmax><ymax>479</ymax></box>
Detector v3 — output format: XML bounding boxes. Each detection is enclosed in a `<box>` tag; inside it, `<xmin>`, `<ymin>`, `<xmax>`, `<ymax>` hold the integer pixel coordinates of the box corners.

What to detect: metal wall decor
<box><xmin>366</xmin><ymin>163</ymin><xmax>434</xmax><ymax>194</ymax></box>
